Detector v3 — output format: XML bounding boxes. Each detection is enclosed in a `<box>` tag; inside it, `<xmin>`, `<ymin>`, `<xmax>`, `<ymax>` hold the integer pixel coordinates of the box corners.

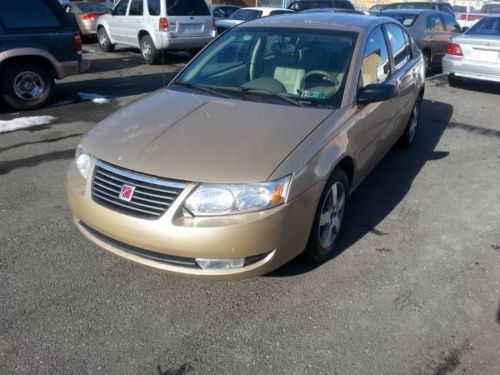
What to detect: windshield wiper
<box><xmin>175</xmin><ymin>82</ymin><xmax>230</xmax><ymax>98</ymax></box>
<box><xmin>239</xmin><ymin>87</ymin><xmax>304</xmax><ymax>107</ymax></box>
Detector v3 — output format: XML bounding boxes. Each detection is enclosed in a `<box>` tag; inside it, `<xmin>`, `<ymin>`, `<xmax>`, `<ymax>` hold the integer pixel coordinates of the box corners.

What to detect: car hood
<box><xmin>82</xmin><ymin>88</ymin><xmax>332</xmax><ymax>183</ymax></box>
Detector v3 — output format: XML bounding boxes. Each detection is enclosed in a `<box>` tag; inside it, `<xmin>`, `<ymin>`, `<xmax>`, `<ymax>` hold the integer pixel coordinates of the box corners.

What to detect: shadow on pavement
<box><xmin>269</xmin><ymin>99</ymin><xmax>453</xmax><ymax>277</ymax></box>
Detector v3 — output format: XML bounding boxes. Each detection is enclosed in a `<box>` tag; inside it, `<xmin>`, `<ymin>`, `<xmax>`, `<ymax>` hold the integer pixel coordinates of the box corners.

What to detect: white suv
<box><xmin>96</xmin><ymin>0</ymin><xmax>215</xmax><ymax>64</ymax></box>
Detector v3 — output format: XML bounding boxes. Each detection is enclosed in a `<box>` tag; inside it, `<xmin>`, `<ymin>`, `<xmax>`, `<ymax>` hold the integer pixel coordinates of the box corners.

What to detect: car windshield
<box><xmin>77</xmin><ymin>3</ymin><xmax>107</xmax><ymax>12</ymax></box>
<box><xmin>467</xmin><ymin>16</ymin><xmax>500</xmax><ymax>35</ymax></box>
<box><xmin>384</xmin><ymin>12</ymin><xmax>419</xmax><ymax>26</ymax></box>
<box><xmin>174</xmin><ymin>27</ymin><xmax>357</xmax><ymax>109</ymax></box>
<box><xmin>229</xmin><ymin>9</ymin><xmax>262</xmax><ymax>21</ymax></box>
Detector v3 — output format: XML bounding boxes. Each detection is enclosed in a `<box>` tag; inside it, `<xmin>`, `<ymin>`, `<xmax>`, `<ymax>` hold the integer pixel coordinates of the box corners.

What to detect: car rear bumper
<box><xmin>157</xmin><ymin>32</ymin><xmax>215</xmax><ymax>50</ymax></box>
<box><xmin>58</xmin><ymin>57</ymin><xmax>90</xmax><ymax>79</ymax></box>
<box><xmin>442</xmin><ymin>55</ymin><xmax>500</xmax><ymax>83</ymax></box>
<box><xmin>78</xmin><ymin>20</ymin><xmax>98</xmax><ymax>36</ymax></box>
<box><xmin>67</xmin><ymin>159</ymin><xmax>322</xmax><ymax>279</ymax></box>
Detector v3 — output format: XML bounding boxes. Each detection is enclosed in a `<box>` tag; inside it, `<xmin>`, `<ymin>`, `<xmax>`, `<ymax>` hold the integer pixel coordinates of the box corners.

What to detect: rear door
<box><xmin>123</xmin><ymin>0</ymin><xmax>143</xmax><ymax>46</ymax></box>
<box><xmin>166</xmin><ymin>0</ymin><xmax>212</xmax><ymax>38</ymax></box>
<box><xmin>425</xmin><ymin>14</ymin><xmax>449</xmax><ymax>63</ymax></box>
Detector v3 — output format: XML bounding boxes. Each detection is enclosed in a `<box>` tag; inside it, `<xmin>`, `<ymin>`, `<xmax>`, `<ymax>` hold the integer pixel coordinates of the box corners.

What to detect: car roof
<box><xmin>240</xmin><ymin>13</ymin><xmax>387</xmax><ymax>32</ymax></box>
<box><xmin>381</xmin><ymin>9</ymin><xmax>444</xmax><ymax>15</ymax></box>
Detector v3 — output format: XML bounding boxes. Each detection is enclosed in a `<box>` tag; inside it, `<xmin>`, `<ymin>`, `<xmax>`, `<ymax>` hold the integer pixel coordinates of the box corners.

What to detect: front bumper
<box><xmin>67</xmin><ymin>159</ymin><xmax>322</xmax><ymax>279</ymax></box>
<box><xmin>442</xmin><ymin>55</ymin><xmax>500</xmax><ymax>83</ymax></box>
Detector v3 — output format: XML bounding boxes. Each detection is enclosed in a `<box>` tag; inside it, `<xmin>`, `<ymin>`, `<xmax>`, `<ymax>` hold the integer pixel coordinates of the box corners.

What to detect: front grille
<box><xmin>91</xmin><ymin>161</ymin><xmax>186</xmax><ymax>219</ymax></box>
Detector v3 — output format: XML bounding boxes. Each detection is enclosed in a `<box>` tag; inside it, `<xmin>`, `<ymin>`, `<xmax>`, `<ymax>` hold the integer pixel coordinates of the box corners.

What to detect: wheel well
<box><xmin>138</xmin><ymin>30</ymin><xmax>150</xmax><ymax>43</ymax></box>
<box><xmin>0</xmin><ymin>55</ymin><xmax>55</xmax><ymax>78</ymax></box>
<box><xmin>334</xmin><ymin>157</ymin><xmax>355</xmax><ymax>188</ymax></box>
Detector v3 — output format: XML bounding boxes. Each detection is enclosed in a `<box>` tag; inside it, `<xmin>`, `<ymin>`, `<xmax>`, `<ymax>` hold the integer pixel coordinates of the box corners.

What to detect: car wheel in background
<box><xmin>423</xmin><ymin>50</ymin><xmax>431</xmax><ymax>73</ymax></box>
<box><xmin>398</xmin><ymin>97</ymin><xmax>421</xmax><ymax>149</ymax></box>
<box><xmin>140</xmin><ymin>35</ymin><xmax>159</xmax><ymax>65</ymax></box>
<box><xmin>304</xmin><ymin>169</ymin><xmax>349</xmax><ymax>263</ymax></box>
<box><xmin>1</xmin><ymin>62</ymin><xmax>54</xmax><ymax>110</ymax></box>
<box><xmin>97</xmin><ymin>28</ymin><xmax>115</xmax><ymax>52</ymax></box>
<box><xmin>448</xmin><ymin>74</ymin><xmax>463</xmax><ymax>87</ymax></box>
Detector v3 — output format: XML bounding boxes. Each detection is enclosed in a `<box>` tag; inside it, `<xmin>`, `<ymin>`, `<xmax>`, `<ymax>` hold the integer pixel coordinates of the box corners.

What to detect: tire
<box><xmin>97</xmin><ymin>27</ymin><xmax>115</xmax><ymax>52</ymax></box>
<box><xmin>1</xmin><ymin>62</ymin><xmax>54</xmax><ymax>110</ymax></box>
<box><xmin>140</xmin><ymin>35</ymin><xmax>159</xmax><ymax>65</ymax></box>
<box><xmin>304</xmin><ymin>169</ymin><xmax>350</xmax><ymax>263</ymax></box>
<box><xmin>448</xmin><ymin>74</ymin><xmax>462</xmax><ymax>87</ymax></box>
<box><xmin>398</xmin><ymin>97</ymin><xmax>421</xmax><ymax>149</ymax></box>
<box><xmin>423</xmin><ymin>51</ymin><xmax>431</xmax><ymax>74</ymax></box>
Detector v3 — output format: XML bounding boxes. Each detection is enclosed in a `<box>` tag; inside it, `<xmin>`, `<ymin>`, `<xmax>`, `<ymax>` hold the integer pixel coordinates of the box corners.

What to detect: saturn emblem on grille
<box><xmin>119</xmin><ymin>184</ymin><xmax>136</xmax><ymax>202</ymax></box>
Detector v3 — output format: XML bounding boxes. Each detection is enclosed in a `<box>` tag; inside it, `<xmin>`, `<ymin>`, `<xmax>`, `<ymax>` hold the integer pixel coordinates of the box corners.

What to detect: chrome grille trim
<box><xmin>91</xmin><ymin>161</ymin><xmax>186</xmax><ymax>219</ymax></box>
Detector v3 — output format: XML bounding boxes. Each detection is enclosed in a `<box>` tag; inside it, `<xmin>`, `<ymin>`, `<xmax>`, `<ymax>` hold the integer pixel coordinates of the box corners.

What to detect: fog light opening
<box><xmin>195</xmin><ymin>258</ymin><xmax>245</xmax><ymax>270</ymax></box>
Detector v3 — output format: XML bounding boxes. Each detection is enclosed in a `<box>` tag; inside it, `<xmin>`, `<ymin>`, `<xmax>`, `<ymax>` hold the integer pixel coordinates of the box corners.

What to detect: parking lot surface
<box><xmin>1</xmin><ymin>45</ymin><xmax>499</xmax><ymax>374</ymax></box>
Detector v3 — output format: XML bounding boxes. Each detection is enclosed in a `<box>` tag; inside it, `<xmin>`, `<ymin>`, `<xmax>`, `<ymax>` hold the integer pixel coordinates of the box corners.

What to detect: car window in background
<box><xmin>77</xmin><ymin>3</ymin><xmax>107</xmax><ymax>12</ymax></box>
<box><xmin>270</xmin><ymin>10</ymin><xmax>292</xmax><ymax>16</ymax></box>
<box><xmin>385</xmin><ymin>24</ymin><xmax>411</xmax><ymax>70</ymax></box>
<box><xmin>113</xmin><ymin>0</ymin><xmax>129</xmax><ymax>16</ymax></box>
<box><xmin>426</xmin><ymin>14</ymin><xmax>444</xmax><ymax>31</ymax></box>
<box><xmin>0</xmin><ymin>0</ymin><xmax>61</xmax><ymax>29</ymax></box>
<box><xmin>467</xmin><ymin>16</ymin><xmax>500</xmax><ymax>35</ymax></box>
<box><xmin>166</xmin><ymin>0</ymin><xmax>210</xmax><ymax>16</ymax></box>
<box><xmin>384</xmin><ymin>12</ymin><xmax>419</xmax><ymax>27</ymax></box>
<box><xmin>230</xmin><ymin>9</ymin><xmax>263</xmax><ymax>21</ymax></box>
<box><xmin>129</xmin><ymin>0</ymin><xmax>143</xmax><ymax>16</ymax></box>
<box><xmin>481</xmin><ymin>4</ymin><xmax>500</xmax><ymax>13</ymax></box>
<box><xmin>441</xmin><ymin>14</ymin><xmax>461</xmax><ymax>33</ymax></box>
<box><xmin>361</xmin><ymin>27</ymin><xmax>391</xmax><ymax>86</ymax></box>
<box><xmin>219</xmin><ymin>7</ymin><xmax>239</xmax><ymax>18</ymax></box>
<box><xmin>148</xmin><ymin>0</ymin><xmax>160</xmax><ymax>16</ymax></box>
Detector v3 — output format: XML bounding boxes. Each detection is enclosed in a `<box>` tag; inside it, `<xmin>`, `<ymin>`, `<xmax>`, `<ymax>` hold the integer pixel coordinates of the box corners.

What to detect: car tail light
<box><xmin>446</xmin><ymin>43</ymin><xmax>463</xmax><ymax>56</ymax></box>
<box><xmin>159</xmin><ymin>17</ymin><xmax>169</xmax><ymax>31</ymax></box>
<box><xmin>81</xmin><ymin>12</ymin><xmax>105</xmax><ymax>21</ymax></box>
<box><xmin>74</xmin><ymin>34</ymin><xmax>82</xmax><ymax>54</ymax></box>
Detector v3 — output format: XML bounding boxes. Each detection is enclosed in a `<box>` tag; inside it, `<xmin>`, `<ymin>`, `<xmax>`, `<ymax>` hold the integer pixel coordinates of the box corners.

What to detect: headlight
<box><xmin>75</xmin><ymin>145</ymin><xmax>92</xmax><ymax>180</ymax></box>
<box><xmin>184</xmin><ymin>176</ymin><xmax>292</xmax><ymax>216</ymax></box>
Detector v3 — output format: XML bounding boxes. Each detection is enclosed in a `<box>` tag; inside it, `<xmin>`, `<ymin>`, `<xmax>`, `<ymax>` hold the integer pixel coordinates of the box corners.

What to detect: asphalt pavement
<box><xmin>0</xmin><ymin>44</ymin><xmax>499</xmax><ymax>374</ymax></box>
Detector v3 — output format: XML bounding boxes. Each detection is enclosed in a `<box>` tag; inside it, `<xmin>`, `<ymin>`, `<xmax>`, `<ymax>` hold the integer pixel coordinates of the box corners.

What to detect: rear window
<box><xmin>166</xmin><ymin>0</ymin><xmax>210</xmax><ymax>16</ymax></box>
<box><xmin>0</xmin><ymin>0</ymin><xmax>63</xmax><ymax>30</ymax></box>
<box><xmin>77</xmin><ymin>3</ymin><xmax>107</xmax><ymax>13</ymax></box>
<box><xmin>230</xmin><ymin>9</ymin><xmax>263</xmax><ymax>21</ymax></box>
<box><xmin>481</xmin><ymin>4</ymin><xmax>500</xmax><ymax>13</ymax></box>
<box><xmin>384</xmin><ymin>12</ymin><xmax>419</xmax><ymax>27</ymax></box>
<box><xmin>467</xmin><ymin>16</ymin><xmax>500</xmax><ymax>35</ymax></box>
<box><xmin>289</xmin><ymin>1</ymin><xmax>354</xmax><ymax>11</ymax></box>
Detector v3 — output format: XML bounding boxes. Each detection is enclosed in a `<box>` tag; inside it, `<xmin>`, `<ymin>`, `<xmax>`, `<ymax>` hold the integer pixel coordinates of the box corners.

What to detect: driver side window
<box><xmin>113</xmin><ymin>0</ymin><xmax>129</xmax><ymax>16</ymax></box>
<box><xmin>361</xmin><ymin>27</ymin><xmax>391</xmax><ymax>87</ymax></box>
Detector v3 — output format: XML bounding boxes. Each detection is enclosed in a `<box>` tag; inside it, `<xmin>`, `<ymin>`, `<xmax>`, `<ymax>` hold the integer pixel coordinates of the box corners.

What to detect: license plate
<box><xmin>180</xmin><ymin>24</ymin><xmax>202</xmax><ymax>33</ymax></box>
<box><xmin>471</xmin><ymin>49</ymin><xmax>498</xmax><ymax>62</ymax></box>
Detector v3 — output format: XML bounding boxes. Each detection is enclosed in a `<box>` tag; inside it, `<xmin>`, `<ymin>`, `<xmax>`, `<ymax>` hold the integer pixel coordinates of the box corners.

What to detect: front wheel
<box><xmin>1</xmin><ymin>62</ymin><xmax>54</xmax><ymax>110</ymax></box>
<box><xmin>304</xmin><ymin>169</ymin><xmax>349</xmax><ymax>263</ymax></box>
<box><xmin>398</xmin><ymin>98</ymin><xmax>421</xmax><ymax>149</ymax></box>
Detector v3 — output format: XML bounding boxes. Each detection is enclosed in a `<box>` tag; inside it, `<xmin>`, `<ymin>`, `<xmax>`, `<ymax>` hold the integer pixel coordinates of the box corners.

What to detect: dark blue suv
<box><xmin>0</xmin><ymin>0</ymin><xmax>90</xmax><ymax>110</ymax></box>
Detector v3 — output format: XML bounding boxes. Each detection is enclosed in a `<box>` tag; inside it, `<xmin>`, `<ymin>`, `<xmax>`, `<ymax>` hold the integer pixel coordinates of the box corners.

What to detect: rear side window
<box><xmin>166</xmin><ymin>0</ymin><xmax>210</xmax><ymax>16</ymax></box>
<box><xmin>385</xmin><ymin>24</ymin><xmax>411</xmax><ymax>70</ymax></box>
<box><xmin>129</xmin><ymin>0</ymin><xmax>143</xmax><ymax>16</ymax></box>
<box><xmin>148</xmin><ymin>0</ymin><xmax>160</xmax><ymax>16</ymax></box>
<box><xmin>0</xmin><ymin>0</ymin><xmax>61</xmax><ymax>30</ymax></box>
<box><xmin>361</xmin><ymin>27</ymin><xmax>391</xmax><ymax>86</ymax></box>
<box><xmin>441</xmin><ymin>14</ymin><xmax>461</xmax><ymax>33</ymax></box>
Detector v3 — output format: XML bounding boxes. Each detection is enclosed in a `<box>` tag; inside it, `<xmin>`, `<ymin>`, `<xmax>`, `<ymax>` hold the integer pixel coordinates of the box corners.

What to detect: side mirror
<box><xmin>357</xmin><ymin>83</ymin><xmax>396</xmax><ymax>104</ymax></box>
<box><xmin>461</xmin><ymin>26</ymin><xmax>469</xmax><ymax>33</ymax></box>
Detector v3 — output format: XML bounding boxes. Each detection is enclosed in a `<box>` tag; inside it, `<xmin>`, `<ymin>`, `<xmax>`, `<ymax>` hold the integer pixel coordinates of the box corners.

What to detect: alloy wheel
<box><xmin>318</xmin><ymin>181</ymin><xmax>346</xmax><ymax>249</ymax></box>
<box><xmin>13</xmin><ymin>71</ymin><xmax>45</xmax><ymax>101</ymax></box>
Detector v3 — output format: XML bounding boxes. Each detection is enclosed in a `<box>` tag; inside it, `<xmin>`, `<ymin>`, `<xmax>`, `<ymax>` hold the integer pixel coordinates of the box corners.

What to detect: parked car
<box><xmin>301</xmin><ymin>8</ymin><xmax>366</xmax><ymax>15</ymax></box>
<box><xmin>210</xmin><ymin>4</ymin><xmax>240</xmax><ymax>20</ymax></box>
<box><xmin>0</xmin><ymin>0</ymin><xmax>89</xmax><ymax>110</ymax></box>
<box><xmin>63</xmin><ymin>1</ymin><xmax>108</xmax><ymax>39</ymax></box>
<box><xmin>288</xmin><ymin>0</ymin><xmax>355</xmax><ymax>11</ymax></box>
<box><xmin>216</xmin><ymin>7</ymin><xmax>293</xmax><ymax>34</ymax></box>
<box><xmin>96</xmin><ymin>0</ymin><xmax>215</xmax><ymax>64</ymax></box>
<box><xmin>68</xmin><ymin>13</ymin><xmax>425</xmax><ymax>279</ymax></box>
<box><xmin>381</xmin><ymin>2</ymin><xmax>455</xmax><ymax>18</ymax></box>
<box><xmin>443</xmin><ymin>14</ymin><xmax>500</xmax><ymax>85</ymax></box>
<box><xmin>381</xmin><ymin>9</ymin><xmax>463</xmax><ymax>71</ymax></box>
<box><xmin>455</xmin><ymin>1</ymin><xmax>500</xmax><ymax>29</ymax></box>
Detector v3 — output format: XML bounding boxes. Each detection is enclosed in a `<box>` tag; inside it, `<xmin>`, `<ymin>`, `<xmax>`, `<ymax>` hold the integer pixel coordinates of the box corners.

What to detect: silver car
<box><xmin>443</xmin><ymin>14</ymin><xmax>500</xmax><ymax>84</ymax></box>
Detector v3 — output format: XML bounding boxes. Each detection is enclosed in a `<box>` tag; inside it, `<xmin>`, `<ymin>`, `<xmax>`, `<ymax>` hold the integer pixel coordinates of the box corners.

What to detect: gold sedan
<box><xmin>68</xmin><ymin>13</ymin><xmax>425</xmax><ymax>278</ymax></box>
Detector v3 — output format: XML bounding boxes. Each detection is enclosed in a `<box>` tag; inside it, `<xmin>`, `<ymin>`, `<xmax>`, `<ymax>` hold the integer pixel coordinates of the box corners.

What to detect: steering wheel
<box><xmin>300</xmin><ymin>70</ymin><xmax>339</xmax><ymax>90</ymax></box>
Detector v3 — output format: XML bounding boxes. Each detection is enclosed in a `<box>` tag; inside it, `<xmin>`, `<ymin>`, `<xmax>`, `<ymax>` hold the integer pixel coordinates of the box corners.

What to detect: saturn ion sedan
<box><xmin>68</xmin><ymin>13</ymin><xmax>425</xmax><ymax>279</ymax></box>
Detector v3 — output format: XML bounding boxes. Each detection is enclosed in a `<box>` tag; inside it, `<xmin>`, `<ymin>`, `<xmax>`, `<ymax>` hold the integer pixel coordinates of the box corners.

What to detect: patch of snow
<box><xmin>0</xmin><ymin>116</ymin><xmax>57</xmax><ymax>134</ymax></box>
<box><xmin>78</xmin><ymin>92</ymin><xmax>110</xmax><ymax>104</ymax></box>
